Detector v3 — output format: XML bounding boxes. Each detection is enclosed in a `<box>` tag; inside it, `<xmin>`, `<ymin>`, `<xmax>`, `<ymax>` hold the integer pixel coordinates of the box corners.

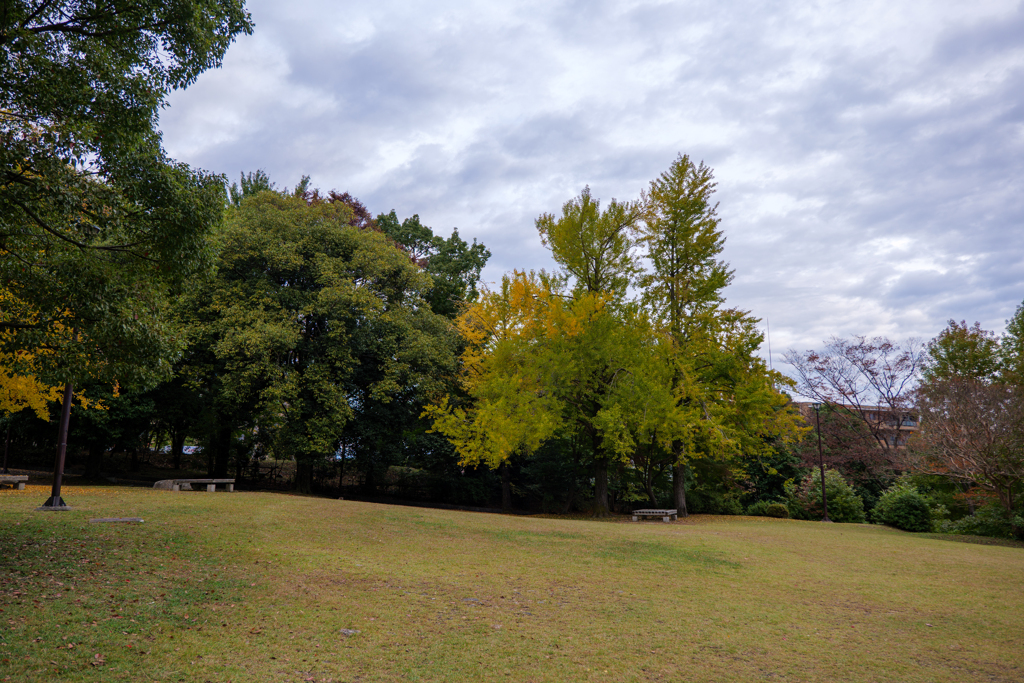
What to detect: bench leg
<box><xmin>17</xmin><ymin>482</ymin><xmax>25</xmax><ymax>491</ymax></box>
<box><xmin>672</xmin><ymin>514</ymin><xmax>678</xmax><ymax>521</ymax></box>
<box><xmin>206</xmin><ymin>484</ymin><xmax>216</xmax><ymax>492</ymax></box>
<box><xmin>632</xmin><ymin>515</ymin><xmax>638</xmax><ymax>522</ymax></box>
<box><xmin>172</xmin><ymin>484</ymin><xmax>180</xmax><ymax>492</ymax></box>
<box><xmin>227</xmin><ymin>483</ymin><xmax>234</xmax><ymax>492</ymax></box>
<box><xmin>663</xmin><ymin>516</ymin><xmax>670</xmax><ymax>523</ymax></box>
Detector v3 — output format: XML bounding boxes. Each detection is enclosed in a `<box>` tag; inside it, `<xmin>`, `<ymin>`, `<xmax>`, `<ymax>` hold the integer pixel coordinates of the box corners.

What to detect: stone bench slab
<box><xmin>0</xmin><ymin>475</ymin><xmax>28</xmax><ymax>490</ymax></box>
<box><xmin>154</xmin><ymin>478</ymin><xmax>235</xmax><ymax>492</ymax></box>
<box><xmin>631</xmin><ymin>508</ymin><xmax>679</xmax><ymax>522</ymax></box>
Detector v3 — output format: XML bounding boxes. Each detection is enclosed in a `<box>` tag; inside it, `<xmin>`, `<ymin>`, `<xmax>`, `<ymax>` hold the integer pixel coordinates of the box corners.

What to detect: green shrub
<box><xmin>939</xmin><ymin>503</ymin><xmax>1024</xmax><ymax>540</ymax></box>
<box><xmin>877</xmin><ymin>492</ymin><xmax>931</xmax><ymax>532</ymax></box>
<box><xmin>745</xmin><ymin>500</ymin><xmax>773</xmax><ymax>516</ymax></box>
<box><xmin>746</xmin><ymin>500</ymin><xmax>790</xmax><ymax>518</ymax></box>
<box><xmin>873</xmin><ymin>479</ymin><xmax>949</xmax><ymax>532</ymax></box>
<box><xmin>785</xmin><ymin>469</ymin><xmax>866</xmax><ymax>523</ymax></box>
<box><xmin>689</xmin><ymin>487</ymin><xmax>743</xmax><ymax>515</ymax></box>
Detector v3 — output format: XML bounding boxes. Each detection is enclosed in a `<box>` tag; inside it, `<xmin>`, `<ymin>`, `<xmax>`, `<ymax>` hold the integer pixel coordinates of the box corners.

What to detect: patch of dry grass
<box><xmin>1</xmin><ymin>484</ymin><xmax>1022</xmax><ymax>682</ymax></box>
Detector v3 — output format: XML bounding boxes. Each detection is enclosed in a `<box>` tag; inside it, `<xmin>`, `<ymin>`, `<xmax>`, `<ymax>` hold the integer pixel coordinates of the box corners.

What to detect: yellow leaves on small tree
<box><xmin>0</xmin><ymin>288</ymin><xmax>107</xmax><ymax>419</ymax></box>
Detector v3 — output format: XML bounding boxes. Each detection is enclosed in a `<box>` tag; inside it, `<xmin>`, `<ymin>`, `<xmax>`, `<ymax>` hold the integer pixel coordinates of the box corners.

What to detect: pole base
<box><xmin>37</xmin><ymin>495</ymin><xmax>71</xmax><ymax>511</ymax></box>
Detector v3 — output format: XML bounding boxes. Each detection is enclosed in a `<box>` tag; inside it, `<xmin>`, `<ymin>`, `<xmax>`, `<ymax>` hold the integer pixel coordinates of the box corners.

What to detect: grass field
<box><xmin>1</xmin><ymin>485</ymin><xmax>1022</xmax><ymax>682</ymax></box>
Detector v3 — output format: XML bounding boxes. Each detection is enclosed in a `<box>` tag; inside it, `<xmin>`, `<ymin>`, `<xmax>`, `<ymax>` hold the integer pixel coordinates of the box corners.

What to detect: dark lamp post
<box><xmin>38</xmin><ymin>381</ymin><xmax>74</xmax><ymax>510</ymax></box>
<box><xmin>812</xmin><ymin>403</ymin><xmax>831</xmax><ymax>523</ymax></box>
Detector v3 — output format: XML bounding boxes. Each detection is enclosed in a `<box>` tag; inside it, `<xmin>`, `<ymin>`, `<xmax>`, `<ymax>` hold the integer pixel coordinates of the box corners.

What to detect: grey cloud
<box><xmin>160</xmin><ymin>0</ymin><xmax>1024</xmax><ymax>359</ymax></box>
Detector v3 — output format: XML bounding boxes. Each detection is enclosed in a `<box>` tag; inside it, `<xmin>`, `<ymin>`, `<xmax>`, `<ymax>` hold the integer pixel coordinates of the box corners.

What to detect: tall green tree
<box><xmin>638</xmin><ymin>154</ymin><xmax>799</xmax><ymax>515</ymax></box>
<box><xmin>535</xmin><ymin>186</ymin><xmax>640</xmax><ymax>300</ymax></box>
<box><xmin>640</xmin><ymin>155</ymin><xmax>732</xmax><ymax>339</ymax></box>
<box><xmin>535</xmin><ymin>188</ymin><xmax>643</xmax><ymax>513</ymax></box>
<box><xmin>181</xmin><ymin>190</ymin><xmax>460</xmax><ymax>491</ymax></box>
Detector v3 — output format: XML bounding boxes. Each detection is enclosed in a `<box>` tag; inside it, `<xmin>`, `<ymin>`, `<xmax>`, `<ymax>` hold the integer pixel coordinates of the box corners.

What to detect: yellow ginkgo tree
<box><xmin>0</xmin><ymin>288</ymin><xmax>107</xmax><ymax>480</ymax></box>
<box><xmin>424</xmin><ymin>271</ymin><xmax>563</xmax><ymax>509</ymax></box>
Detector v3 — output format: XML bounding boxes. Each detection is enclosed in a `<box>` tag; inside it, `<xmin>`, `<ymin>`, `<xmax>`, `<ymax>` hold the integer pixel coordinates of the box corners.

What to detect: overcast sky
<box><xmin>160</xmin><ymin>0</ymin><xmax>1024</xmax><ymax>366</ymax></box>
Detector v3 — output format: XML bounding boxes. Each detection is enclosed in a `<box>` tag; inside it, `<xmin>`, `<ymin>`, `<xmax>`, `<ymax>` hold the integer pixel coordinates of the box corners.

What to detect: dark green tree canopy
<box><xmin>377</xmin><ymin>210</ymin><xmax>490</xmax><ymax>318</ymax></box>
<box><xmin>178</xmin><ymin>191</ymin><xmax>462</xmax><ymax>489</ymax></box>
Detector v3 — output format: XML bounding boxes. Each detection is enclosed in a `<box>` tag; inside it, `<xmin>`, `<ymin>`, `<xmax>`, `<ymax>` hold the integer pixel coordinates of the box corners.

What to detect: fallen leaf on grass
<box><xmin>90</xmin><ymin>653</ymin><xmax>106</xmax><ymax>667</ymax></box>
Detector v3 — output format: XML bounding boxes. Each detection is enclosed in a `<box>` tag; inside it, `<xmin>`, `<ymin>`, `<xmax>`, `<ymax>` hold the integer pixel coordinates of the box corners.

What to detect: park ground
<box><xmin>1</xmin><ymin>485</ymin><xmax>1022</xmax><ymax>683</ymax></box>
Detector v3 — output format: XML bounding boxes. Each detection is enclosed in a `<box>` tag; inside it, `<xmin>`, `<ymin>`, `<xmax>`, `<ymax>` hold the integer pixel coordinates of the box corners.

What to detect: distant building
<box><xmin>793</xmin><ymin>402</ymin><xmax>918</xmax><ymax>450</ymax></box>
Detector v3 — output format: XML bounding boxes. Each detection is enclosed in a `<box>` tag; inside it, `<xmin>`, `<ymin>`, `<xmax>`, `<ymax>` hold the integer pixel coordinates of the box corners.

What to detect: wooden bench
<box><xmin>631</xmin><ymin>508</ymin><xmax>678</xmax><ymax>522</ymax></box>
<box><xmin>153</xmin><ymin>478</ymin><xmax>235</xmax><ymax>492</ymax></box>
<box><xmin>0</xmin><ymin>475</ymin><xmax>28</xmax><ymax>490</ymax></box>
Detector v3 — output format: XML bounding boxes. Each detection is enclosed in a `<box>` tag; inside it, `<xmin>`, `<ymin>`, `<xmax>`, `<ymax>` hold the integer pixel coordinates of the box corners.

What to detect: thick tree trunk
<box><xmin>85</xmin><ymin>443</ymin><xmax>105</xmax><ymax>480</ymax></box>
<box><xmin>213</xmin><ymin>424</ymin><xmax>231</xmax><ymax>477</ymax></box>
<box><xmin>561</xmin><ymin>446</ymin><xmax>580</xmax><ymax>513</ymax></box>
<box><xmin>2</xmin><ymin>422</ymin><xmax>11</xmax><ymax>474</ymax></box>
<box><xmin>501</xmin><ymin>461</ymin><xmax>512</xmax><ymax>512</ymax></box>
<box><xmin>673</xmin><ymin>463</ymin><xmax>688</xmax><ymax>517</ymax></box>
<box><xmin>593</xmin><ymin>457</ymin><xmax>609</xmax><ymax>515</ymax></box>
<box><xmin>294</xmin><ymin>459</ymin><xmax>313</xmax><ymax>494</ymax></box>
<box><xmin>171</xmin><ymin>430</ymin><xmax>185</xmax><ymax>471</ymax></box>
<box><xmin>645</xmin><ymin>476</ymin><xmax>658</xmax><ymax>507</ymax></box>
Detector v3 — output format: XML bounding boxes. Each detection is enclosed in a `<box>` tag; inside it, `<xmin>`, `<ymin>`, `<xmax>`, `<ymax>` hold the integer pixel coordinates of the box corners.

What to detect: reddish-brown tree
<box><xmin>914</xmin><ymin>378</ymin><xmax>1024</xmax><ymax>538</ymax></box>
<box><xmin>785</xmin><ymin>336</ymin><xmax>925</xmax><ymax>465</ymax></box>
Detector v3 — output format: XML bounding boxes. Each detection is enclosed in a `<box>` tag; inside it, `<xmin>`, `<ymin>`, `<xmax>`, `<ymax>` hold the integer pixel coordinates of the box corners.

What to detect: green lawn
<box><xmin>1</xmin><ymin>484</ymin><xmax>1021</xmax><ymax>682</ymax></box>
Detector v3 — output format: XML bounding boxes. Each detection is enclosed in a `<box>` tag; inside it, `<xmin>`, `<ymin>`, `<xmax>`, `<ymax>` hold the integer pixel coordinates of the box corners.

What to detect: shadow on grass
<box><xmin>917</xmin><ymin>533</ymin><xmax>1024</xmax><ymax>550</ymax></box>
<box><xmin>595</xmin><ymin>539</ymin><xmax>739</xmax><ymax>569</ymax></box>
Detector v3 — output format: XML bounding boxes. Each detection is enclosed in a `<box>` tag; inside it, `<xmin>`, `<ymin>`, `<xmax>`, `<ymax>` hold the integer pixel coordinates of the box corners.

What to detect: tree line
<box><xmin>3</xmin><ymin>0</ymin><xmax>1021</xmax><ymax>538</ymax></box>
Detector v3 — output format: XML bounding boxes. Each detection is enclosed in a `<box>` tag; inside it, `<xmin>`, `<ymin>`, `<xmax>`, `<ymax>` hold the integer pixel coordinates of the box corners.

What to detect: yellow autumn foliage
<box><xmin>425</xmin><ymin>271</ymin><xmax>566</xmax><ymax>468</ymax></box>
<box><xmin>0</xmin><ymin>287</ymin><xmax>106</xmax><ymax>419</ymax></box>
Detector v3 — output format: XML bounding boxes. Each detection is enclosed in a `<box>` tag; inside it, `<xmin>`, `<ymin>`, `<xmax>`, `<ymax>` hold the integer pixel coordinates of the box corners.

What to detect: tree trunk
<box><xmin>593</xmin><ymin>457</ymin><xmax>609</xmax><ymax>516</ymax></box>
<box><xmin>673</xmin><ymin>462</ymin><xmax>688</xmax><ymax>517</ymax></box>
<box><xmin>363</xmin><ymin>462</ymin><xmax>376</xmax><ymax>496</ymax></box>
<box><xmin>338</xmin><ymin>448</ymin><xmax>346</xmax><ymax>488</ymax></box>
<box><xmin>501</xmin><ymin>461</ymin><xmax>512</xmax><ymax>512</ymax></box>
<box><xmin>561</xmin><ymin>444</ymin><xmax>580</xmax><ymax>513</ymax></box>
<box><xmin>2</xmin><ymin>421</ymin><xmax>11</xmax><ymax>474</ymax></box>
<box><xmin>130</xmin><ymin>447</ymin><xmax>140</xmax><ymax>473</ymax></box>
<box><xmin>85</xmin><ymin>443</ymin><xmax>105</xmax><ymax>480</ymax></box>
<box><xmin>171</xmin><ymin>429</ymin><xmax>185</xmax><ymax>471</ymax></box>
<box><xmin>294</xmin><ymin>458</ymin><xmax>313</xmax><ymax>494</ymax></box>
<box><xmin>645</xmin><ymin>476</ymin><xmax>658</xmax><ymax>507</ymax></box>
<box><xmin>213</xmin><ymin>424</ymin><xmax>231</xmax><ymax>477</ymax></box>
<box><xmin>643</xmin><ymin>447</ymin><xmax>658</xmax><ymax>506</ymax></box>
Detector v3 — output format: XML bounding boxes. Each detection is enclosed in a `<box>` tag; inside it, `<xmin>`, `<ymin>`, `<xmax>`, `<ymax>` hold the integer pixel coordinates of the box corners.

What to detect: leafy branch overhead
<box><xmin>1</xmin><ymin>0</ymin><xmax>252</xmax><ymax>388</ymax></box>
